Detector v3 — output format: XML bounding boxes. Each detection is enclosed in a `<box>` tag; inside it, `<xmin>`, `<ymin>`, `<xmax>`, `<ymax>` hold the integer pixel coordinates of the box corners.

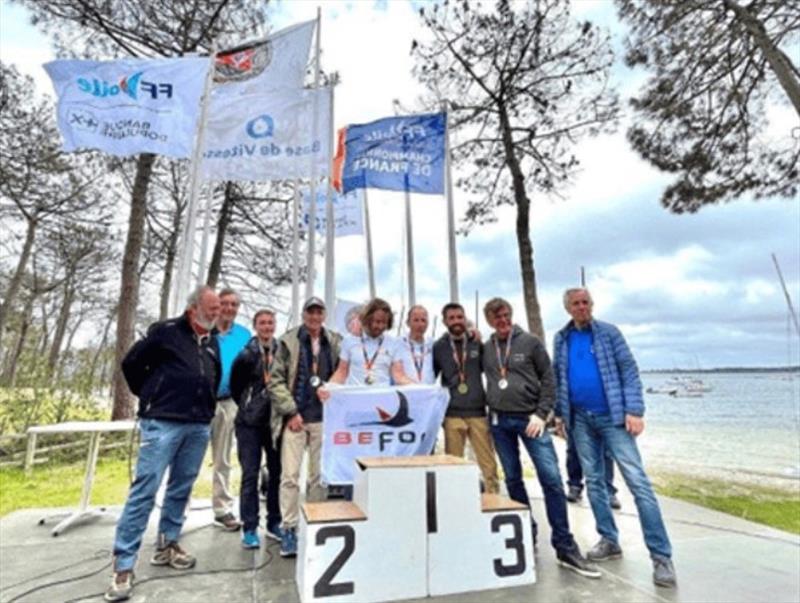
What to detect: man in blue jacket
<box><xmin>105</xmin><ymin>286</ymin><xmax>221</xmax><ymax>602</ymax></box>
<box><xmin>553</xmin><ymin>288</ymin><xmax>676</xmax><ymax>588</ymax></box>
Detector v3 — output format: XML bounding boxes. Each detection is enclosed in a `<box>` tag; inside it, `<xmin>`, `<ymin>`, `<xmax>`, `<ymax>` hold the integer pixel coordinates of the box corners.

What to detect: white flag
<box><xmin>44</xmin><ymin>57</ymin><xmax>209</xmax><ymax>158</ymax></box>
<box><xmin>201</xmin><ymin>87</ymin><xmax>331</xmax><ymax>182</ymax></box>
<box><xmin>321</xmin><ymin>385</ymin><xmax>450</xmax><ymax>485</ymax></box>
<box><xmin>213</xmin><ymin>20</ymin><xmax>315</xmax><ymax>96</ymax></box>
<box><xmin>301</xmin><ymin>188</ymin><xmax>364</xmax><ymax>237</ymax></box>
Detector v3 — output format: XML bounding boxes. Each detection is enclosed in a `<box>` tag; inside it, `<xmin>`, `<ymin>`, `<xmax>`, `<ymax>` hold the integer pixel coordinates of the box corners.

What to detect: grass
<box><xmin>651</xmin><ymin>471</ymin><xmax>800</xmax><ymax>535</ymax></box>
<box><xmin>0</xmin><ymin>452</ymin><xmax>240</xmax><ymax>518</ymax></box>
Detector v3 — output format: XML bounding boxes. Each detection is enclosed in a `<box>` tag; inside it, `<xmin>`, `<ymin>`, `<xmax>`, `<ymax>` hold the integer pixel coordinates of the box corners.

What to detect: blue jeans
<box><xmin>566</xmin><ymin>427</ymin><xmax>617</xmax><ymax>495</ymax></box>
<box><xmin>113</xmin><ymin>418</ymin><xmax>210</xmax><ymax>571</ymax></box>
<box><xmin>236</xmin><ymin>423</ymin><xmax>281</xmax><ymax>532</ymax></box>
<box><xmin>571</xmin><ymin>408</ymin><xmax>672</xmax><ymax>559</ymax></box>
<box><xmin>491</xmin><ymin>413</ymin><xmax>576</xmax><ymax>553</ymax></box>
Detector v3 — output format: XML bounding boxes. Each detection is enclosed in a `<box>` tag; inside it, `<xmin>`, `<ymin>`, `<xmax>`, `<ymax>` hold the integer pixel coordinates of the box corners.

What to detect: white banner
<box><xmin>321</xmin><ymin>385</ymin><xmax>449</xmax><ymax>485</ymax></box>
<box><xmin>213</xmin><ymin>20</ymin><xmax>315</xmax><ymax>95</ymax></box>
<box><xmin>201</xmin><ymin>87</ymin><xmax>331</xmax><ymax>181</ymax></box>
<box><xmin>301</xmin><ymin>188</ymin><xmax>364</xmax><ymax>237</ymax></box>
<box><xmin>44</xmin><ymin>57</ymin><xmax>209</xmax><ymax>158</ymax></box>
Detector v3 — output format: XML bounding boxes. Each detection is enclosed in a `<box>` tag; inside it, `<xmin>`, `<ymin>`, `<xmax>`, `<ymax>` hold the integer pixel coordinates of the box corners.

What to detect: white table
<box><xmin>25</xmin><ymin>420</ymin><xmax>138</xmax><ymax>536</ymax></box>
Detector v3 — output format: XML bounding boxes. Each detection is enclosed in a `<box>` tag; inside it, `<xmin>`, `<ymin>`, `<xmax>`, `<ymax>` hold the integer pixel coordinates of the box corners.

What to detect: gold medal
<box><xmin>457</xmin><ymin>382</ymin><xmax>469</xmax><ymax>395</ymax></box>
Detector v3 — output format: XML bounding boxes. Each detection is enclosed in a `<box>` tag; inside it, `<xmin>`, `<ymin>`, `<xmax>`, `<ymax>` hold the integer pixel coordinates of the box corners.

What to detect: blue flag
<box><xmin>334</xmin><ymin>113</ymin><xmax>446</xmax><ymax>195</ymax></box>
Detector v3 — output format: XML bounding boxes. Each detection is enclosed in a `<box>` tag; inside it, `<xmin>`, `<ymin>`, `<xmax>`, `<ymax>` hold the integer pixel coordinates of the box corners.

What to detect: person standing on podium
<box><xmin>433</xmin><ymin>302</ymin><xmax>499</xmax><ymax>494</ymax></box>
<box><xmin>400</xmin><ymin>305</ymin><xmax>436</xmax><ymax>385</ymax></box>
<box><xmin>482</xmin><ymin>297</ymin><xmax>600</xmax><ymax>579</ymax></box>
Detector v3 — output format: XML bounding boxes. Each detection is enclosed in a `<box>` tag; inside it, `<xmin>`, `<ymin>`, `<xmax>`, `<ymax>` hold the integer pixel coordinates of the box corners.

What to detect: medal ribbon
<box><xmin>493</xmin><ymin>334</ymin><xmax>512</xmax><ymax>380</ymax></box>
<box><xmin>261</xmin><ymin>342</ymin><xmax>274</xmax><ymax>385</ymax></box>
<box><xmin>361</xmin><ymin>335</ymin><xmax>384</xmax><ymax>372</ymax></box>
<box><xmin>311</xmin><ymin>336</ymin><xmax>321</xmax><ymax>379</ymax></box>
<box><xmin>408</xmin><ymin>338</ymin><xmax>427</xmax><ymax>381</ymax></box>
<box><xmin>449</xmin><ymin>336</ymin><xmax>468</xmax><ymax>385</ymax></box>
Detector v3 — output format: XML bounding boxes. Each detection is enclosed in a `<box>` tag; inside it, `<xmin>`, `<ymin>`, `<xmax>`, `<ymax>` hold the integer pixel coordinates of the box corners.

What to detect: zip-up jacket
<box><xmin>121</xmin><ymin>313</ymin><xmax>221</xmax><ymax>423</ymax></box>
<box><xmin>433</xmin><ymin>333</ymin><xmax>487</xmax><ymax>417</ymax></box>
<box><xmin>230</xmin><ymin>336</ymin><xmax>277</xmax><ymax>428</ymax></box>
<box><xmin>268</xmin><ymin>325</ymin><xmax>342</xmax><ymax>447</ymax></box>
<box><xmin>482</xmin><ymin>324</ymin><xmax>555</xmax><ymax>420</ymax></box>
<box><xmin>553</xmin><ymin>319</ymin><xmax>645</xmax><ymax>429</ymax></box>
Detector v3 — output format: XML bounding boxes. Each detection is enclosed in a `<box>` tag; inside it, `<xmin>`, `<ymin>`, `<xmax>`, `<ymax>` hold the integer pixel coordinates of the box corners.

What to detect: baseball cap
<box><xmin>303</xmin><ymin>296</ymin><xmax>326</xmax><ymax>311</ymax></box>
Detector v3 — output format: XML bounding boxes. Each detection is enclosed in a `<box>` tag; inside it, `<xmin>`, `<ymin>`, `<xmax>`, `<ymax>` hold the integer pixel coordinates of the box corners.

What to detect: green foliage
<box><xmin>0</xmin><ymin>387</ymin><xmax>107</xmax><ymax>436</ymax></box>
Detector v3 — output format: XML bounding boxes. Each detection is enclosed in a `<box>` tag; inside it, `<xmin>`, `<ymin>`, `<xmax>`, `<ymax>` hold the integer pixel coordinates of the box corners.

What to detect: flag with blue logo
<box><xmin>321</xmin><ymin>384</ymin><xmax>450</xmax><ymax>485</ymax></box>
<box><xmin>201</xmin><ymin>87</ymin><xmax>331</xmax><ymax>182</ymax></box>
<box><xmin>301</xmin><ymin>187</ymin><xmax>364</xmax><ymax>237</ymax></box>
<box><xmin>44</xmin><ymin>57</ymin><xmax>210</xmax><ymax>158</ymax></box>
<box><xmin>333</xmin><ymin>113</ymin><xmax>446</xmax><ymax>195</ymax></box>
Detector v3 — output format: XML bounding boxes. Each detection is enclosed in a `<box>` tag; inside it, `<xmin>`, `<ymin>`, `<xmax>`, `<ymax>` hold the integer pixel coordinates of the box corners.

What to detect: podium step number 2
<box><xmin>298</xmin><ymin>455</ymin><xmax>535</xmax><ymax>603</ymax></box>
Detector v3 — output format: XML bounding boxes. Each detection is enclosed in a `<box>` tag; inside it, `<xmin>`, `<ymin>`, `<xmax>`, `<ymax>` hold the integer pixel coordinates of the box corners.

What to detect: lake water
<box><xmin>637</xmin><ymin>371</ymin><xmax>800</xmax><ymax>488</ymax></box>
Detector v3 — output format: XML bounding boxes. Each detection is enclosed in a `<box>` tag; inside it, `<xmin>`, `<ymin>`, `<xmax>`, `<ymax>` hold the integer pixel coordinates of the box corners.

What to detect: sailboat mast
<box><xmin>771</xmin><ymin>253</ymin><xmax>800</xmax><ymax>338</ymax></box>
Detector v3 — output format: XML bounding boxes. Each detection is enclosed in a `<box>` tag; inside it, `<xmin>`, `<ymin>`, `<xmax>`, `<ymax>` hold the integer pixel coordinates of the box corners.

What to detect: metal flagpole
<box><xmin>404</xmin><ymin>188</ymin><xmax>416</xmax><ymax>306</ymax></box>
<box><xmin>443</xmin><ymin>106</ymin><xmax>459</xmax><ymax>302</ymax></box>
<box><xmin>291</xmin><ymin>180</ymin><xmax>301</xmax><ymax>327</ymax></box>
<box><xmin>170</xmin><ymin>48</ymin><xmax>217</xmax><ymax>315</ymax></box>
<box><xmin>305</xmin><ymin>8</ymin><xmax>322</xmax><ymax>301</ymax></box>
<box><xmin>196</xmin><ymin>188</ymin><xmax>213</xmax><ymax>286</ymax></box>
<box><xmin>363</xmin><ymin>188</ymin><xmax>376</xmax><ymax>299</ymax></box>
<box><xmin>324</xmin><ymin>78</ymin><xmax>338</xmax><ymax>324</ymax></box>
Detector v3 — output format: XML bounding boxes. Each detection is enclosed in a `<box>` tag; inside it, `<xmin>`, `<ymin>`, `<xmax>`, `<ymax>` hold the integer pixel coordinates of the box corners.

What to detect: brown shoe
<box><xmin>213</xmin><ymin>512</ymin><xmax>242</xmax><ymax>531</ymax></box>
<box><xmin>104</xmin><ymin>570</ymin><xmax>133</xmax><ymax>601</ymax></box>
<box><xmin>150</xmin><ymin>537</ymin><xmax>196</xmax><ymax>570</ymax></box>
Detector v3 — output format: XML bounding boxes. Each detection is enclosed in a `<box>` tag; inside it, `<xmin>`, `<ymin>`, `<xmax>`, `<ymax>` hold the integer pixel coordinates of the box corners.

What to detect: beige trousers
<box><xmin>280</xmin><ymin>421</ymin><xmax>325</xmax><ymax>529</ymax></box>
<box><xmin>210</xmin><ymin>398</ymin><xmax>237</xmax><ymax>516</ymax></box>
<box><xmin>444</xmin><ymin>416</ymin><xmax>500</xmax><ymax>494</ymax></box>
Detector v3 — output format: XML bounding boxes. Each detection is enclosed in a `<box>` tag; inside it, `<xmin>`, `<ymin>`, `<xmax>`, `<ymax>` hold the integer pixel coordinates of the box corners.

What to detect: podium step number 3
<box><xmin>298</xmin><ymin>455</ymin><xmax>535</xmax><ymax>603</ymax></box>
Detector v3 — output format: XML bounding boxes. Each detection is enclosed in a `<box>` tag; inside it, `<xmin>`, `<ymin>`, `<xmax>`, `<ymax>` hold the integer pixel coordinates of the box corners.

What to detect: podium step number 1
<box><xmin>298</xmin><ymin>455</ymin><xmax>535</xmax><ymax>602</ymax></box>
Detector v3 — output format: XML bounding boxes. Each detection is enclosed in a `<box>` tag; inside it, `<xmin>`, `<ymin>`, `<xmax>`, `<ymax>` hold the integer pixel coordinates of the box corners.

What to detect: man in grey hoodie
<box><xmin>482</xmin><ymin>297</ymin><xmax>599</xmax><ymax>579</ymax></box>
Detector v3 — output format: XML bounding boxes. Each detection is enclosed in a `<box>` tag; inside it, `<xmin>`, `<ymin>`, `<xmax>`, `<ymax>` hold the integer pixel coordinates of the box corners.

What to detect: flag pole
<box><xmin>305</xmin><ymin>7</ymin><xmax>322</xmax><ymax>302</ymax></box>
<box><xmin>291</xmin><ymin>180</ymin><xmax>301</xmax><ymax>327</ymax></box>
<box><xmin>363</xmin><ymin>188</ymin><xmax>376</xmax><ymax>299</ymax></box>
<box><xmin>404</xmin><ymin>188</ymin><xmax>416</xmax><ymax>306</ymax></box>
<box><xmin>324</xmin><ymin>77</ymin><xmax>338</xmax><ymax>324</ymax></box>
<box><xmin>443</xmin><ymin>104</ymin><xmax>459</xmax><ymax>302</ymax></box>
<box><xmin>170</xmin><ymin>47</ymin><xmax>217</xmax><ymax>315</ymax></box>
<box><xmin>197</xmin><ymin>187</ymin><xmax>214</xmax><ymax>286</ymax></box>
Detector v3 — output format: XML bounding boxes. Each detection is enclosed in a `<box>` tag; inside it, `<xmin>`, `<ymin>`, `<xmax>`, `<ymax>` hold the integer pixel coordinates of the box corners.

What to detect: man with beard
<box><xmin>106</xmin><ymin>286</ymin><xmax>221</xmax><ymax>602</ymax></box>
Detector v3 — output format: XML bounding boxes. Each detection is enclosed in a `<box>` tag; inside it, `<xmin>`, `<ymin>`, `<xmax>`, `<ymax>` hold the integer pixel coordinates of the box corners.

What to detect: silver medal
<box><xmin>365</xmin><ymin>373</ymin><xmax>375</xmax><ymax>385</ymax></box>
<box><xmin>309</xmin><ymin>376</ymin><xmax>322</xmax><ymax>388</ymax></box>
<box><xmin>498</xmin><ymin>378</ymin><xmax>509</xmax><ymax>390</ymax></box>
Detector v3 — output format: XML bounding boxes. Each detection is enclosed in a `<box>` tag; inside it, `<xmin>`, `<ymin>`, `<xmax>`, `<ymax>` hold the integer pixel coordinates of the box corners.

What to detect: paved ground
<box><xmin>1</xmin><ymin>479</ymin><xmax>798</xmax><ymax>603</ymax></box>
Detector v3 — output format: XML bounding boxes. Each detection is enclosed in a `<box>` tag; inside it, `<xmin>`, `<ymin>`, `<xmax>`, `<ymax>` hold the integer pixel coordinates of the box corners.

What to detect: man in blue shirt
<box><xmin>553</xmin><ymin>288</ymin><xmax>676</xmax><ymax>588</ymax></box>
<box><xmin>210</xmin><ymin>288</ymin><xmax>252</xmax><ymax>531</ymax></box>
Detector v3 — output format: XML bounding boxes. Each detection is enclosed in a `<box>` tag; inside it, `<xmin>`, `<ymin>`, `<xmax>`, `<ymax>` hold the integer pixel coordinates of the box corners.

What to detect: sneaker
<box><xmin>213</xmin><ymin>512</ymin><xmax>242</xmax><ymax>531</ymax></box>
<box><xmin>653</xmin><ymin>556</ymin><xmax>677</xmax><ymax>588</ymax></box>
<box><xmin>566</xmin><ymin>485</ymin><xmax>582</xmax><ymax>503</ymax></box>
<box><xmin>241</xmin><ymin>530</ymin><xmax>260</xmax><ymax>549</ymax></box>
<box><xmin>587</xmin><ymin>538</ymin><xmax>623</xmax><ymax>561</ymax></box>
<box><xmin>556</xmin><ymin>547</ymin><xmax>602</xmax><ymax>579</ymax></box>
<box><xmin>150</xmin><ymin>537</ymin><xmax>196</xmax><ymax>570</ymax></box>
<box><xmin>609</xmin><ymin>494</ymin><xmax>622</xmax><ymax>510</ymax></box>
<box><xmin>104</xmin><ymin>570</ymin><xmax>133</xmax><ymax>602</ymax></box>
<box><xmin>266</xmin><ymin>523</ymin><xmax>284</xmax><ymax>542</ymax></box>
<box><xmin>280</xmin><ymin>527</ymin><xmax>298</xmax><ymax>558</ymax></box>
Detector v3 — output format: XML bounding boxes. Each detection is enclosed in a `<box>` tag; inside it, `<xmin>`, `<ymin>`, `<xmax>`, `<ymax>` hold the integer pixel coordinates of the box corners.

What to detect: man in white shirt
<box><xmin>400</xmin><ymin>305</ymin><xmax>435</xmax><ymax>384</ymax></box>
<box><xmin>325</xmin><ymin>298</ymin><xmax>413</xmax><ymax>388</ymax></box>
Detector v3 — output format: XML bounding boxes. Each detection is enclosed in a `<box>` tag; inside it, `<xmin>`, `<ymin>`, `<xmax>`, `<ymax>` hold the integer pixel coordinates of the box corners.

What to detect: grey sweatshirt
<box><xmin>482</xmin><ymin>325</ymin><xmax>555</xmax><ymax>420</ymax></box>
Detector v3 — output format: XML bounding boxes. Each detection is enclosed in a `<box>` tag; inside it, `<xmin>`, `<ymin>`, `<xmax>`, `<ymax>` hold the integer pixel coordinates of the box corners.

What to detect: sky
<box><xmin>1</xmin><ymin>0</ymin><xmax>798</xmax><ymax>369</ymax></box>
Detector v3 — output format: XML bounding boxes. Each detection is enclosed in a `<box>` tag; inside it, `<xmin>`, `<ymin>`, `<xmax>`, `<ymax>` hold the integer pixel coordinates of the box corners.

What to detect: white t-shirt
<box><xmin>340</xmin><ymin>333</ymin><xmax>403</xmax><ymax>386</ymax></box>
<box><xmin>399</xmin><ymin>335</ymin><xmax>436</xmax><ymax>385</ymax></box>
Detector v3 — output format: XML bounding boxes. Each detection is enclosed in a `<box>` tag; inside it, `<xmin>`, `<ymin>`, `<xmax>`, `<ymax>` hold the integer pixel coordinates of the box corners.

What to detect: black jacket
<box><xmin>433</xmin><ymin>333</ymin><xmax>487</xmax><ymax>417</ymax></box>
<box><xmin>230</xmin><ymin>336</ymin><xmax>277</xmax><ymax>428</ymax></box>
<box><xmin>122</xmin><ymin>314</ymin><xmax>221</xmax><ymax>423</ymax></box>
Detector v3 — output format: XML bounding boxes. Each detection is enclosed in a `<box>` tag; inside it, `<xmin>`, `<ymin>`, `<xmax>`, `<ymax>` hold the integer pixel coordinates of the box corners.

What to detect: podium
<box><xmin>297</xmin><ymin>455</ymin><xmax>535</xmax><ymax>602</ymax></box>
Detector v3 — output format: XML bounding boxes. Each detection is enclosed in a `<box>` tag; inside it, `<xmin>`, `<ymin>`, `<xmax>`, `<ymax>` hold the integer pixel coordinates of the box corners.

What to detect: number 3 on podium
<box><xmin>491</xmin><ymin>514</ymin><xmax>526</xmax><ymax>577</ymax></box>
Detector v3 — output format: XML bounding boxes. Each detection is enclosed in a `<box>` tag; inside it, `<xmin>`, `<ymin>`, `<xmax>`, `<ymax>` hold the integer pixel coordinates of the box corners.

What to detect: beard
<box><xmin>195</xmin><ymin>312</ymin><xmax>216</xmax><ymax>331</ymax></box>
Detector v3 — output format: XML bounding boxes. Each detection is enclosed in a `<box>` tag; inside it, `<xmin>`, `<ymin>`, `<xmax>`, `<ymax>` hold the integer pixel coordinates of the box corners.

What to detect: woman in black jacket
<box><xmin>230</xmin><ymin>309</ymin><xmax>282</xmax><ymax>548</ymax></box>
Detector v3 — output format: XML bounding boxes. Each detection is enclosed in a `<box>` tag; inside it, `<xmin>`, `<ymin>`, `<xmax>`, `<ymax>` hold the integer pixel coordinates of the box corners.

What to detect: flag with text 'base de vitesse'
<box><xmin>321</xmin><ymin>384</ymin><xmax>449</xmax><ymax>485</ymax></box>
<box><xmin>44</xmin><ymin>57</ymin><xmax>209</xmax><ymax>158</ymax></box>
<box><xmin>201</xmin><ymin>87</ymin><xmax>331</xmax><ymax>182</ymax></box>
<box><xmin>332</xmin><ymin>113</ymin><xmax>446</xmax><ymax>195</ymax></box>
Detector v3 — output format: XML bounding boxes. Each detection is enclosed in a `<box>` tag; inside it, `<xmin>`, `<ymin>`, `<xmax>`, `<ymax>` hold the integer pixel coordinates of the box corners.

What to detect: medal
<box><xmin>361</xmin><ymin>335</ymin><xmax>384</xmax><ymax>386</ymax></box>
<box><xmin>449</xmin><ymin>335</ymin><xmax>469</xmax><ymax>396</ymax></box>
<box><xmin>365</xmin><ymin>372</ymin><xmax>375</xmax><ymax>385</ymax></box>
<box><xmin>498</xmin><ymin>378</ymin><xmax>509</xmax><ymax>390</ymax></box>
<box><xmin>457</xmin><ymin>382</ymin><xmax>469</xmax><ymax>395</ymax></box>
<box><xmin>309</xmin><ymin>376</ymin><xmax>322</xmax><ymax>388</ymax></box>
<box><xmin>407</xmin><ymin>337</ymin><xmax>427</xmax><ymax>382</ymax></box>
<box><xmin>493</xmin><ymin>334</ymin><xmax>513</xmax><ymax>392</ymax></box>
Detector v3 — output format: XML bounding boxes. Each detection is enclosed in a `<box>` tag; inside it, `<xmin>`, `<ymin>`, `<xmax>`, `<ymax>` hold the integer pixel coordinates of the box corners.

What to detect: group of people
<box><xmin>104</xmin><ymin>286</ymin><xmax>676</xmax><ymax>601</ymax></box>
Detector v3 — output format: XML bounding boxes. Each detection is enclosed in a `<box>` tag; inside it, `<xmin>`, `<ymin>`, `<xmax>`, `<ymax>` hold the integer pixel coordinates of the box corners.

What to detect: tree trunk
<box><xmin>724</xmin><ymin>0</ymin><xmax>800</xmax><ymax>117</ymax></box>
<box><xmin>88</xmin><ymin>310</ymin><xmax>115</xmax><ymax>390</ymax></box>
<box><xmin>0</xmin><ymin>217</ymin><xmax>36</xmax><ymax>342</ymax></box>
<box><xmin>1</xmin><ymin>291</ymin><xmax>35</xmax><ymax>386</ymax></box>
<box><xmin>158</xmin><ymin>205</ymin><xmax>182</xmax><ymax>321</ymax></box>
<box><xmin>56</xmin><ymin>309</ymin><xmax>84</xmax><ymax>383</ymax></box>
<box><xmin>498</xmin><ymin>105</ymin><xmax>545</xmax><ymax>340</ymax></box>
<box><xmin>111</xmin><ymin>152</ymin><xmax>156</xmax><ymax>420</ymax></box>
<box><xmin>206</xmin><ymin>182</ymin><xmax>235</xmax><ymax>287</ymax></box>
<box><xmin>47</xmin><ymin>280</ymin><xmax>75</xmax><ymax>375</ymax></box>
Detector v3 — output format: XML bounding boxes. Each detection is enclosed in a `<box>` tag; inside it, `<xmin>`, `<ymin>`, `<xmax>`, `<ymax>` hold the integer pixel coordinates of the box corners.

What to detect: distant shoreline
<box><xmin>643</xmin><ymin>366</ymin><xmax>800</xmax><ymax>374</ymax></box>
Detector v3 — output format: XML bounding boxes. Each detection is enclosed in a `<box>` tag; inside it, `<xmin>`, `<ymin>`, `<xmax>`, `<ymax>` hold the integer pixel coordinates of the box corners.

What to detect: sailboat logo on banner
<box><xmin>347</xmin><ymin>391</ymin><xmax>414</xmax><ymax>428</ymax></box>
